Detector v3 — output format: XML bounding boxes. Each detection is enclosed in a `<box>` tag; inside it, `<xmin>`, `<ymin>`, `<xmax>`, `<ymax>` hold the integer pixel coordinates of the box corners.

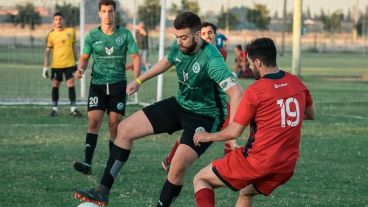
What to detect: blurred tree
<box><xmin>321</xmin><ymin>10</ymin><xmax>343</xmax><ymax>33</ymax></box>
<box><xmin>8</xmin><ymin>3</ymin><xmax>41</xmax><ymax>30</ymax></box>
<box><xmin>55</xmin><ymin>3</ymin><xmax>79</xmax><ymax>27</ymax></box>
<box><xmin>138</xmin><ymin>0</ymin><xmax>161</xmax><ymax>30</ymax></box>
<box><xmin>170</xmin><ymin>0</ymin><xmax>200</xmax><ymax>15</ymax></box>
<box><xmin>356</xmin><ymin>7</ymin><xmax>368</xmax><ymax>36</ymax></box>
<box><xmin>217</xmin><ymin>5</ymin><xmax>239</xmax><ymax>30</ymax></box>
<box><xmin>246</xmin><ymin>4</ymin><xmax>271</xmax><ymax>30</ymax></box>
<box><xmin>346</xmin><ymin>9</ymin><xmax>352</xmax><ymax>22</ymax></box>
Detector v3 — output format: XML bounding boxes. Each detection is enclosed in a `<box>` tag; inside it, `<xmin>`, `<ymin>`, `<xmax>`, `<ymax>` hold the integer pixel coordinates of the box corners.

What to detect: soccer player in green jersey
<box><xmin>74</xmin><ymin>12</ymin><xmax>242</xmax><ymax>207</ymax></box>
<box><xmin>72</xmin><ymin>0</ymin><xmax>141</xmax><ymax>175</ymax></box>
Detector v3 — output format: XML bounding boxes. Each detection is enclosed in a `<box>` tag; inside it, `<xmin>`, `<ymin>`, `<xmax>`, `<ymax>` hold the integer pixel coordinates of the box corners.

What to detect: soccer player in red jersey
<box><xmin>192</xmin><ymin>37</ymin><xmax>316</xmax><ymax>207</ymax></box>
<box><xmin>161</xmin><ymin>22</ymin><xmax>240</xmax><ymax>172</ymax></box>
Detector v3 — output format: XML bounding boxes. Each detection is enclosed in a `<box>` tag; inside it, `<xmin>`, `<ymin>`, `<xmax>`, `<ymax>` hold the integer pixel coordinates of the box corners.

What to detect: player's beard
<box><xmin>180</xmin><ymin>37</ymin><xmax>197</xmax><ymax>55</ymax></box>
<box><xmin>251</xmin><ymin>65</ymin><xmax>261</xmax><ymax>80</ymax></box>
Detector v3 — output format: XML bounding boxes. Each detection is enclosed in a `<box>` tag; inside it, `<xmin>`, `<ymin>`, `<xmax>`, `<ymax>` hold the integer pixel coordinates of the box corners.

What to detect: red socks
<box><xmin>167</xmin><ymin>139</ymin><xmax>180</xmax><ymax>163</ymax></box>
<box><xmin>195</xmin><ymin>188</ymin><xmax>215</xmax><ymax>207</ymax></box>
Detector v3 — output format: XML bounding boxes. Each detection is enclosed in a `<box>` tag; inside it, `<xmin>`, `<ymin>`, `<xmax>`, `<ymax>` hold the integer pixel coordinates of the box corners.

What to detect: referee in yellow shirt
<box><xmin>43</xmin><ymin>12</ymin><xmax>81</xmax><ymax>117</ymax></box>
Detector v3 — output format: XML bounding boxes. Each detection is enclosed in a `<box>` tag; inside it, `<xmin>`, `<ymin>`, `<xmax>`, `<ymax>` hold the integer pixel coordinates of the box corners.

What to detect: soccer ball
<box><xmin>77</xmin><ymin>202</ymin><xmax>99</xmax><ymax>207</ymax></box>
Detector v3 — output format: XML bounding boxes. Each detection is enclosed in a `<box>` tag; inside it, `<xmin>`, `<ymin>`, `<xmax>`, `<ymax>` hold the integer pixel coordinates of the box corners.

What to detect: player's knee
<box><xmin>240</xmin><ymin>184</ymin><xmax>259</xmax><ymax>197</ymax></box>
<box><xmin>167</xmin><ymin>165</ymin><xmax>186</xmax><ymax>184</ymax></box>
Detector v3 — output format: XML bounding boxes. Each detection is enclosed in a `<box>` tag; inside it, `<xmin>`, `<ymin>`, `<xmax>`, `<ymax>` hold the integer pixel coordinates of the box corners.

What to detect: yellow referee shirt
<box><xmin>46</xmin><ymin>27</ymin><xmax>76</xmax><ymax>68</ymax></box>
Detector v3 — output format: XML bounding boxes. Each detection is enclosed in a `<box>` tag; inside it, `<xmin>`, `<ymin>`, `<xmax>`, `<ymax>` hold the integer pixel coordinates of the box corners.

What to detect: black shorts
<box><xmin>142</xmin><ymin>97</ymin><xmax>223</xmax><ymax>156</ymax></box>
<box><xmin>88</xmin><ymin>81</ymin><xmax>127</xmax><ymax>115</ymax></box>
<box><xmin>51</xmin><ymin>66</ymin><xmax>77</xmax><ymax>82</ymax></box>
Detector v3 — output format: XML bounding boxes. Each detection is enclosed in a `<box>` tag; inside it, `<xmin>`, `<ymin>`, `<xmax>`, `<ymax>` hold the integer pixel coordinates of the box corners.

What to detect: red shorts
<box><xmin>212</xmin><ymin>147</ymin><xmax>294</xmax><ymax>196</ymax></box>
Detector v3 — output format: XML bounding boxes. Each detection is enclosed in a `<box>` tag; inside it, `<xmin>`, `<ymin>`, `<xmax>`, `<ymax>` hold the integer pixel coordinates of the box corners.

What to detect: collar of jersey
<box><xmin>263</xmin><ymin>70</ymin><xmax>285</xmax><ymax>79</ymax></box>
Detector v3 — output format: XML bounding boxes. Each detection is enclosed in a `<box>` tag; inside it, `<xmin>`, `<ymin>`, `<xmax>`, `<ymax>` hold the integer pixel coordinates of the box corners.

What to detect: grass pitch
<box><xmin>0</xmin><ymin>52</ymin><xmax>367</xmax><ymax>206</ymax></box>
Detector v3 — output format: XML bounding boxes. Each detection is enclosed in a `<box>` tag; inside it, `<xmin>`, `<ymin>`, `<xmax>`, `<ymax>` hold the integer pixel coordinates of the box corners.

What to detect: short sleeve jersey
<box><xmin>234</xmin><ymin>70</ymin><xmax>313</xmax><ymax>173</ymax></box>
<box><xmin>215</xmin><ymin>33</ymin><xmax>227</xmax><ymax>49</ymax></box>
<box><xmin>167</xmin><ymin>41</ymin><xmax>237</xmax><ymax>121</ymax></box>
<box><xmin>46</xmin><ymin>27</ymin><xmax>76</xmax><ymax>68</ymax></box>
<box><xmin>83</xmin><ymin>26</ymin><xmax>138</xmax><ymax>84</ymax></box>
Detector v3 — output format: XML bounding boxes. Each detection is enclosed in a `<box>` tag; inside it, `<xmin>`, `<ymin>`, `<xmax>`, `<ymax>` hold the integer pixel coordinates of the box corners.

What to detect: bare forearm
<box><xmin>132</xmin><ymin>54</ymin><xmax>141</xmax><ymax>78</ymax></box>
<box><xmin>44</xmin><ymin>48</ymin><xmax>50</xmax><ymax>67</ymax></box>
<box><xmin>137</xmin><ymin>58</ymin><xmax>171</xmax><ymax>83</ymax></box>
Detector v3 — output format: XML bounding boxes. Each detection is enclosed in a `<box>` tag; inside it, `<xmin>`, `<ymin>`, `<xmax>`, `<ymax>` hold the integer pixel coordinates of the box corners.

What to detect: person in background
<box><xmin>43</xmin><ymin>12</ymin><xmax>82</xmax><ymax>117</ymax></box>
<box><xmin>215</xmin><ymin>32</ymin><xmax>228</xmax><ymax>60</ymax></box>
<box><xmin>136</xmin><ymin>21</ymin><xmax>149</xmax><ymax>71</ymax></box>
<box><xmin>72</xmin><ymin>0</ymin><xmax>141</xmax><ymax>175</ymax></box>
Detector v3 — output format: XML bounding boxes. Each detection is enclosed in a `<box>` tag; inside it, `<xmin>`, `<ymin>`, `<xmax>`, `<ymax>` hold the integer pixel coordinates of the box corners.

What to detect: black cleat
<box><xmin>50</xmin><ymin>110</ymin><xmax>58</xmax><ymax>117</ymax></box>
<box><xmin>74</xmin><ymin>186</ymin><xmax>109</xmax><ymax>206</ymax></box>
<box><xmin>73</xmin><ymin>161</ymin><xmax>92</xmax><ymax>174</ymax></box>
<box><xmin>71</xmin><ymin>109</ymin><xmax>82</xmax><ymax>117</ymax></box>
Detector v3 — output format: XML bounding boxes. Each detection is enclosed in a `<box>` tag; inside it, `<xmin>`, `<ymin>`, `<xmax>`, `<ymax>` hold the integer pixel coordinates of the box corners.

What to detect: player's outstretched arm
<box><xmin>131</xmin><ymin>53</ymin><xmax>141</xmax><ymax>79</ymax></box>
<box><xmin>126</xmin><ymin>57</ymin><xmax>172</xmax><ymax>96</ymax></box>
<box><xmin>194</xmin><ymin>122</ymin><xmax>245</xmax><ymax>146</ymax></box>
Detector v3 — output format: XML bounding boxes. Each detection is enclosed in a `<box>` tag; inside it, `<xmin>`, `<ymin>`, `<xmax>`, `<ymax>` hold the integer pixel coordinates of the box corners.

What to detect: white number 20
<box><xmin>277</xmin><ymin>98</ymin><xmax>300</xmax><ymax>127</ymax></box>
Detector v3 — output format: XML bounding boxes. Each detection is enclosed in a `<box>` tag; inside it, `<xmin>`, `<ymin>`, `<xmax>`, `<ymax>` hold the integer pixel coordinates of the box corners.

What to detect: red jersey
<box><xmin>233</xmin><ymin>70</ymin><xmax>313</xmax><ymax>173</ymax></box>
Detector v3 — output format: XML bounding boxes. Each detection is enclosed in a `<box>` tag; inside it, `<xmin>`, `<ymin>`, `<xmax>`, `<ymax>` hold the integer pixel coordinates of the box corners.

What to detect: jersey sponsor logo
<box><xmin>219</xmin><ymin>76</ymin><xmax>237</xmax><ymax>91</ymax></box>
<box><xmin>94</xmin><ymin>41</ymin><xmax>103</xmax><ymax>45</ymax></box>
<box><xmin>117</xmin><ymin>102</ymin><xmax>125</xmax><ymax>110</ymax></box>
<box><xmin>105</xmin><ymin>47</ymin><xmax>114</xmax><ymax>55</ymax></box>
<box><xmin>192</xmin><ymin>62</ymin><xmax>200</xmax><ymax>73</ymax></box>
<box><xmin>174</xmin><ymin>57</ymin><xmax>182</xmax><ymax>63</ymax></box>
<box><xmin>195</xmin><ymin>127</ymin><xmax>206</xmax><ymax>133</ymax></box>
<box><xmin>116</xmin><ymin>37</ymin><xmax>124</xmax><ymax>46</ymax></box>
<box><xmin>274</xmin><ymin>83</ymin><xmax>288</xmax><ymax>88</ymax></box>
<box><xmin>67</xmin><ymin>32</ymin><xmax>71</xmax><ymax>38</ymax></box>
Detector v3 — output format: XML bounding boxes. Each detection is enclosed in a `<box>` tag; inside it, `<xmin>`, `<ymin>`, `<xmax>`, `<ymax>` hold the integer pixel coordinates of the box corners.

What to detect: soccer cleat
<box><xmin>73</xmin><ymin>161</ymin><xmax>92</xmax><ymax>174</ymax></box>
<box><xmin>74</xmin><ymin>187</ymin><xmax>109</xmax><ymax>206</ymax></box>
<box><xmin>161</xmin><ymin>158</ymin><xmax>171</xmax><ymax>172</ymax></box>
<box><xmin>50</xmin><ymin>110</ymin><xmax>58</xmax><ymax>117</ymax></box>
<box><xmin>71</xmin><ymin>109</ymin><xmax>82</xmax><ymax>117</ymax></box>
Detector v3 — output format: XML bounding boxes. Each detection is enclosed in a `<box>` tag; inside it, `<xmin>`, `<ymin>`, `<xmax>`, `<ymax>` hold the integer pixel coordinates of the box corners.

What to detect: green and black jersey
<box><xmin>83</xmin><ymin>25</ymin><xmax>138</xmax><ymax>84</ymax></box>
<box><xmin>167</xmin><ymin>41</ymin><xmax>237</xmax><ymax>121</ymax></box>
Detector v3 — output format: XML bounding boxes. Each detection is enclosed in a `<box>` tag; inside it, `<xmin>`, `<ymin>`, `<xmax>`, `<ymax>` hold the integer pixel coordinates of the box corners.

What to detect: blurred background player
<box><xmin>43</xmin><ymin>12</ymin><xmax>81</xmax><ymax>117</ymax></box>
<box><xmin>193</xmin><ymin>37</ymin><xmax>316</xmax><ymax>207</ymax></box>
<box><xmin>136</xmin><ymin>21</ymin><xmax>149</xmax><ymax>71</ymax></box>
<box><xmin>161</xmin><ymin>21</ymin><xmax>240</xmax><ymax>172</ymax></box>
<box><xmin>72</xmin><ymin>0</ymin><xmax>141</xmax><ymax>175</ymax></box>
<box><xmin>215</xmin><ymin>31</ymin><xmax>228</xmax><ymax>60</ymax></box>
<box><xmin>73</xmin><ymin>12</ymin><xmax>242</xmax><ymax>207</ymax></box>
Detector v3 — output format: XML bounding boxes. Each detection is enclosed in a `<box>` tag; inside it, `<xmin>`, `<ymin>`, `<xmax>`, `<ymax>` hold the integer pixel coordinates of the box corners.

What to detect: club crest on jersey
<box><xmin>117</xmin><ymin>102</ymin><xmax>125</xmax><ymax>110</ymax></box>
<box><xmin>192</xmin><ymin>62</ymin><xmax>200</xmax><ymax>73</ymax></box>
<box><xmin>116</xmin><ymin>37</ymin><xmax>124</xmax><ymax>46</ymax></box>
<box><xmin>105</xmin><ymin>47</ymin><xmax>114</xmax><ymax>55</ymax></box>
<box><xmin>195</xmin><ymin>127</ymin><xmax>206</xmax><ymax>133</ymax></box>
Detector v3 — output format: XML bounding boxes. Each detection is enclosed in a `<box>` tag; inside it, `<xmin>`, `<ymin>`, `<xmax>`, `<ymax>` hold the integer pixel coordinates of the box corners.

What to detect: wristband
<box><xmin>135</xmin><ymin>78</ymin><xmax>142</xmax><ymax>85</ymax></box>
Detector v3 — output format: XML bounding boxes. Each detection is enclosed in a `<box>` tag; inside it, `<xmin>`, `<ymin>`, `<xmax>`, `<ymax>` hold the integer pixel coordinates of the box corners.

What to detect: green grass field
<box><xmin>0</xmin><ymin>50</ymin><xmax>368</xmax><ymax>206</ymax></box>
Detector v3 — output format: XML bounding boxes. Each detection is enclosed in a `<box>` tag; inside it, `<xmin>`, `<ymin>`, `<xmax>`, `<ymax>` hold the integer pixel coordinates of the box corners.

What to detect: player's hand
<box><xmin>74</xmin><ymin>68</ymin><xmax>84</xmax><ymax>79</ymax></box>
<box><xmin>193</xmin><ymin>131</ymin><xmax>210</xmax><ymax>147</ymax></box>
<box><xmin>126</xmin><ymin>80</ymin><xmax>140</xmax><ymax>96</ymax></box>
<box><xmin>42</xmin><ymin>67</ymin><xmax>49</xmax><ymax>79</ymax></box>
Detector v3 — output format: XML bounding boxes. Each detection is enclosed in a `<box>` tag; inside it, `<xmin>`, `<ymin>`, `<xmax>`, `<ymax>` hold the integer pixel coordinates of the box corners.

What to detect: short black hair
<box><xmin>99</xmin><ymin>0</ymin><xmax>116</xmax><ymax>11</ymax></box>
<box><xmin>201</xmin><ymin>22</ymin><xmax>217</xmax><ymax>34</ymax></box>
<box><xmin>174</xmin><ymin>12</ymin><xmax>201</xmax><ymax>33</ymax></box>
<box><xmin>246</xmin><ymin>37</ymin><xmax>277</xmax><ymax>67</ymax></box>
<box><xmin>235</xmin><ymin>44</ymin><xmax>242</xmax><ymax>51</ymax></box>
<box><xmin>53</xmin><ymin>12</ymin><xmax>63</xmax><ymax>17</ymax></box>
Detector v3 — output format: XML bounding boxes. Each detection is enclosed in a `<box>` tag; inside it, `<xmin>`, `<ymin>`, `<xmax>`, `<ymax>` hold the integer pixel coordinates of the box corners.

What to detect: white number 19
<box><xmin>277</xmin><ymin>98</ymin><xmax>300</xmax><ymax>127</ymax></box>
